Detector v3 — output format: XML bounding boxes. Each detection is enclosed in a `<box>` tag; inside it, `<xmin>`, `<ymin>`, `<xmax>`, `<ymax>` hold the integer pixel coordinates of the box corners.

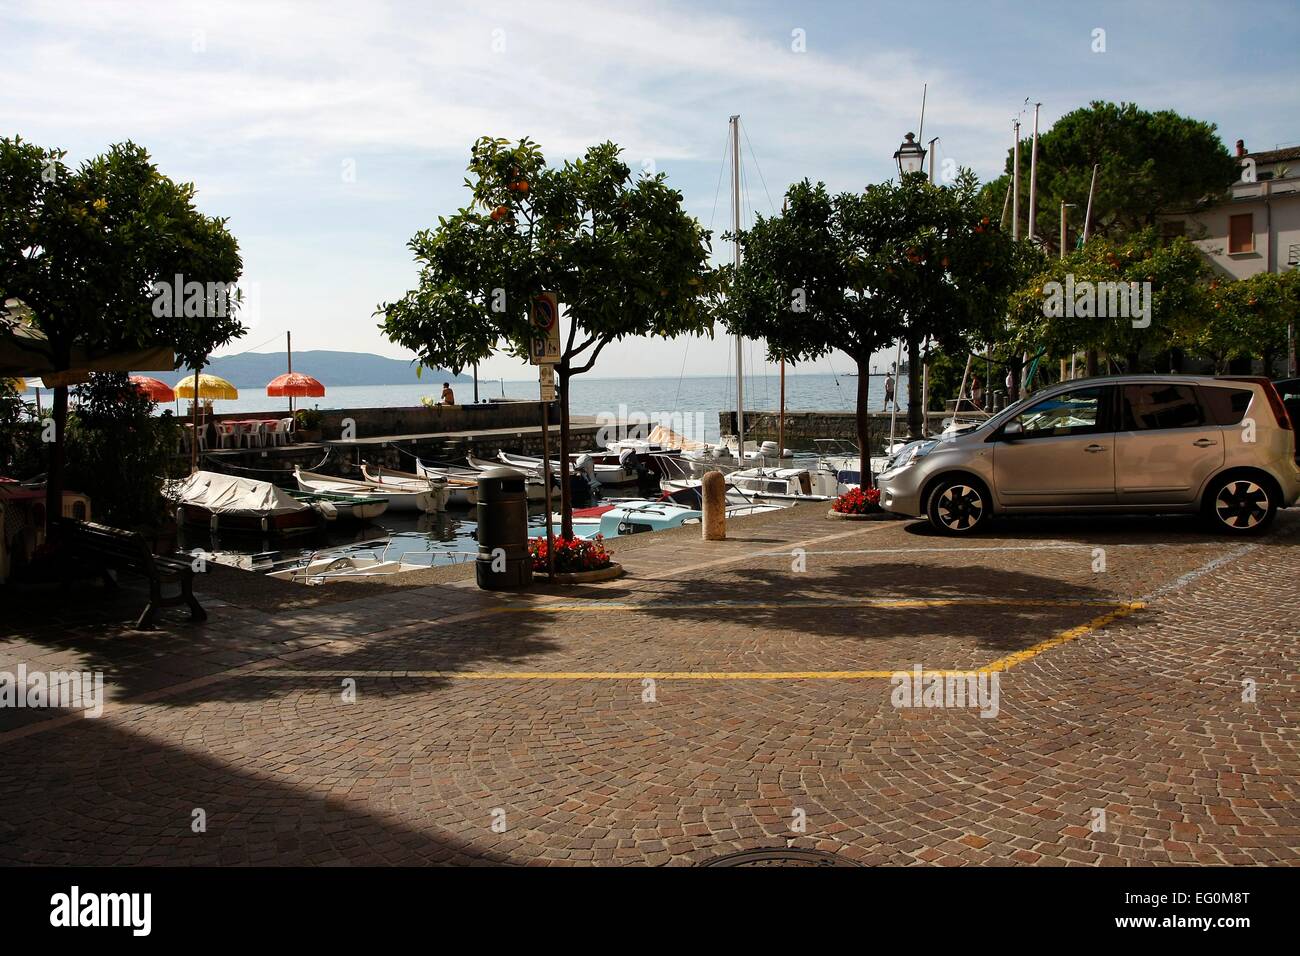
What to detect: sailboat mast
<box><xmin>730</xmin><ymin>114</ymin><xmax>744</xmax><ymax>461</ymax></box>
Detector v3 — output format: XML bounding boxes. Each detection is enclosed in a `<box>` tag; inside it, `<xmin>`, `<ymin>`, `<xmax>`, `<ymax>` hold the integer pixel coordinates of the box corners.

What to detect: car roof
<box><xmin>1042</xmin><ymin>374</ymin><xmax>1263</xmax><ymax>388</ymax></box>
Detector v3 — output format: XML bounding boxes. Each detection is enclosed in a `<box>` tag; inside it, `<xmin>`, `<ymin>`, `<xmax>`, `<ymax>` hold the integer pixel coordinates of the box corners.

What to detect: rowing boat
<box><xmin>294</xmin><ymin>467</ymin><xmax>441</xmax><ymax>514</ymax></box>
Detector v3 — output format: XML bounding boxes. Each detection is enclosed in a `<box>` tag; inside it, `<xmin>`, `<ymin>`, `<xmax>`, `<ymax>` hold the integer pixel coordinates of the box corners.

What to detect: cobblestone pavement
<box><xmin>1</xmin><ymin>507</ymin><xmax>1296</xmax><ymax>866</ymax></box>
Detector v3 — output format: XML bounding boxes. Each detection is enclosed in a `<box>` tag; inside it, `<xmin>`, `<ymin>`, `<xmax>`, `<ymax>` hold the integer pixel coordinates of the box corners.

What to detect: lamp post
<box><xmin>893</xmin><ymin>132</ymin><xmax>927</xmax><ymax>178</ymax></box>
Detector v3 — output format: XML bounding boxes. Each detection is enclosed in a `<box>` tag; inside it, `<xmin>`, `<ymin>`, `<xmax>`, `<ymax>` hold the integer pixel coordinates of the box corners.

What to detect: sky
<box><xmin>4</xmin><ymin>0</ymin><xmax>1298</xmax><ymax>381</ymax></box>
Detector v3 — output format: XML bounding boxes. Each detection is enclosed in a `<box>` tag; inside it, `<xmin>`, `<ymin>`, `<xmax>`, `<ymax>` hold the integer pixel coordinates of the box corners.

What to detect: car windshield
<box><xmin>973</xmin><ymin>393</ymin><xmax>1034</xmax><ymax>432</ymax></box>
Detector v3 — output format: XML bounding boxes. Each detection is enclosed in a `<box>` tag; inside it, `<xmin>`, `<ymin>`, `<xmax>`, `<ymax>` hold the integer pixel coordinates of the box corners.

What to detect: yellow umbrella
<box><xmin>174</xmin><ymin>373</ymin><xmax>239</xmax><ymax>401</ymax></box>
<box><xmin>3</xmin><ymin>376</ymin><xmax>25</xmax><ymax>392</ymax></box>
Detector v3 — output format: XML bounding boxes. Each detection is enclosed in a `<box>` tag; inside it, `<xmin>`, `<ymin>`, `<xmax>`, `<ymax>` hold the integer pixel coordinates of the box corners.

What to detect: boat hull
<box><xmin>296</xmin><ymin>468</ymin><xmax>439</xmax><ymax>514</ymax></box>
<box><xmin>175</xmin><ymin>502</ymin><xmax>321</xmax><ymax>536</ymax></box>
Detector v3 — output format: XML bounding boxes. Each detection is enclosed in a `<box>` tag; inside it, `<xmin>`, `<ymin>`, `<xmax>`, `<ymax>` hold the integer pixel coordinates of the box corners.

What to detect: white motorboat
<box><xmin>811</xmin><ymin>439</ymin><xmax>893</xmax><ymax>496</ymax></box>
<box><xmin>411</xmin><ymin>460</ymin><xmax>480</xmax><ymax>507</ymax></box>
<box><xmin>464</xmin><ymin>455</ymin><xmax>548</xmax><ymax>501</ymax></box>
<box><xmin>543</xmin><ymin>497</ymin><xmax>786</xmax><ymax>540</ymax></box>
<box><xmin>661</xmin><ymin>467</ymin><xmax>831</xmax><ymax>506</ymax></box>
<box><xmin>498</xmin><ymin>450</ymin><xmax>635</xmax><ymax>487</ymax></box>
<box><xmin>268</xmin><ymin>552</ymin><xmax>423</xmax><ymax>585</ymax></box>
<box><xmin>294</xmin><ymin>467</ymin><xmax>442</xmax><ymax>514</ymax></box>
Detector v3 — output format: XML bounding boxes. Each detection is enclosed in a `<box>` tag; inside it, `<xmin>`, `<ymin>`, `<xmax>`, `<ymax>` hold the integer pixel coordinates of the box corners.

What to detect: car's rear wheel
<box><xmin>926</xmin><ymin>478</ymin><xmax>990</xmax><ymax>535</ymax></box>
<box><xmin>1205</xmin><ymin>474</ymin><xmax>1276</xmax><ymax>535</ymax></box>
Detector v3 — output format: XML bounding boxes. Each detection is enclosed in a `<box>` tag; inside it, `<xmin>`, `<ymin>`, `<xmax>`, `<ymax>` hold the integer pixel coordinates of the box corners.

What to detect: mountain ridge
<box><xmin>160</xmin><ymin>350</ymin><xmax>472</xmax><ymax>388</ymax></box>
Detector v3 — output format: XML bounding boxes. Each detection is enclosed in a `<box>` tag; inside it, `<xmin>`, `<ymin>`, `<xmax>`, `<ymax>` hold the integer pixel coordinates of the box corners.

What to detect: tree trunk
<box><xmin>1085</xmin><ymin>349</ymin><xmax>1099</xmax><ymax>377</ymax></box>
<box><xmin>906</xmin><ymin>332</ymin><xmax>923</xmax><ymax>439</ymax></box>
<box><xmin>1262</xmin><ymin>347</ymin><xmax>1274</xmax><ymax>379</ymax></box>
<box><xmin>1227</xmin><ymin>355</ymin><xmax>1252</xmax><ymax>376</ymax></box>
<box><xmin>1168</xmin><ymin>347</ymin><xmax>1184</xmax><ymax>374</ymax></box>
<box><xmin>855</xmin><ymin>359</ymin><xmax>873</xmax><ymax>489</ymax></box>
<box><xmin>43</xmin><ymin>384</ymin><xmax>69</xmax><ymax>535</ymax></box>
<box><xmin>557</xmin><ymin>365</ymin><xmax>573</xmax><ymax>540</ymax></box>
<box><xmin>1126</xmin><ymin>349</ymin><xmax>1141</xmax><ymax>374</ymax></box>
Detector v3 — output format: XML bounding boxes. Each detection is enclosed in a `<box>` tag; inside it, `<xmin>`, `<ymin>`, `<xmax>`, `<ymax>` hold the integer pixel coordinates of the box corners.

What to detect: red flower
<box><xmin>529</xmin><ymin>533</ymin><xmax>612</xmax><ymax>573</ymax></box>
<box><xmin>832</xmin><ymin>487</ymin><xmax>881</xmax><ymax>515</ymax></box>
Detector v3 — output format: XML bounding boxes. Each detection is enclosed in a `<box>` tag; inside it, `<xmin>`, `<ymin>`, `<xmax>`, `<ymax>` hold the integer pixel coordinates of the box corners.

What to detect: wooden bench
<box><xmin>54</xmin><ymin>518</ymin><xmax>206</xmax><ymax>630</ymax></box>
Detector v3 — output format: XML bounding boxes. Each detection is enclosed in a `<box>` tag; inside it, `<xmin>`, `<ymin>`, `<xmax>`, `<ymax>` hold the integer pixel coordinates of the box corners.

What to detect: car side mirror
<box><xmin>1001</xmin><ymin>421</ymin><xmax>1023</xmax><ymax>441</ymax></box>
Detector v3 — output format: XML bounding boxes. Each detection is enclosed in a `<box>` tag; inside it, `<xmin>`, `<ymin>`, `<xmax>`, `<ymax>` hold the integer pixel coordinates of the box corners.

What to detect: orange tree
<box><xmin>0</xmin><ymin>137</ymin><xmax>243</xmax><ymax>525</ymax></box>
<box><xmin>1190</xmin><ymin>270</ymin><xmax>1298</xmax><ymax>373</ymax></box>
<box><xmin>1005</xmin><ymin>229</ymin><xmax>1208</xmax><ymax>374</ymax></box>
<box><xmin>378</xmin><ymin>137</ymin><xmax>717</xmax><ymax>537</ymax></box>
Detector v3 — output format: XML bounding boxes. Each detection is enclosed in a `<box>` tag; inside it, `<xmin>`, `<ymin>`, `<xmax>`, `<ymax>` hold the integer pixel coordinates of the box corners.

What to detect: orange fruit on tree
<box><xmin>490</xmin><ymin>205</ymin><xmax>509</xmax><ymax>221</ymax></box>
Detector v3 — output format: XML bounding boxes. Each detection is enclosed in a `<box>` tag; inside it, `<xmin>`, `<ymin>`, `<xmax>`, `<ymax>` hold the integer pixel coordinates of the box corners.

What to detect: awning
<box><xmin>0</xmin><ymin>298</ymin><xmax>175</xmax><ymax>384</ymax></box>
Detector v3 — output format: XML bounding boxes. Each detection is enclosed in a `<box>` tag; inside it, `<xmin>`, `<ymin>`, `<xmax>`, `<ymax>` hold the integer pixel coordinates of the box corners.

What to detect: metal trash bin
<box><xmin>475</xmin><ymin>466</ymin><xmax>533</xmax><ymax>590</ymax></box>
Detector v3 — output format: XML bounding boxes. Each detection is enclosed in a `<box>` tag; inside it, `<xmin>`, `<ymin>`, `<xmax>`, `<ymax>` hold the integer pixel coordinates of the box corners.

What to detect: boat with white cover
<box><xmin>164</xmin><ymin>470</ymin><xmax>323</xmax><ymax>535</ymax></box>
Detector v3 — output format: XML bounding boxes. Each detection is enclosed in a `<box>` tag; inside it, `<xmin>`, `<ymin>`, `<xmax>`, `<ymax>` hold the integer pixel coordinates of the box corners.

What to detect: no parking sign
<box><xmin>529</xmin><ymin>293</ymin><xmax>561</xmax><ymax>365</ymax></box>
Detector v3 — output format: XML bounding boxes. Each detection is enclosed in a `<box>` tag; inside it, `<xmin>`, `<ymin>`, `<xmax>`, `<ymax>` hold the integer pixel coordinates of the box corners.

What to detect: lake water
<box><xmin>178</xmin><ymin>372</ymin><xmax>911</xmax><ymax>444</ymax></box>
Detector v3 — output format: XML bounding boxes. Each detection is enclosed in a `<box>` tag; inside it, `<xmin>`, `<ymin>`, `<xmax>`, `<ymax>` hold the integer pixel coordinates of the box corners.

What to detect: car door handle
<box><xmin>1192</xmin><ymin>438</ymin><xmax>1217</xmax><ymax>447</ymax></box>
<box><xmin>1084</xmin><ymin>444</ymin><xmax>1106</xmax><ymax>453</ymax></box>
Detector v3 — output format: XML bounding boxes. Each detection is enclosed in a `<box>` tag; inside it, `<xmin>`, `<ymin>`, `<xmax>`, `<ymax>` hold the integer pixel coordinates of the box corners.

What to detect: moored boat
<box><xmin>294</xmin><ymin>467</ymin><xmax>441</xmax><ymax>514</ymax></box>
<box><xmin>164</xmin><ymin>470</ymin><xmax>322</xmax><ymax>536</ymax></box>
<box><xmin>289</xmin><ymin>489</ymin><xmax>389</xmax><ymax>522</ymax></box>
<box><xmin>464</xmin><ymin>455</ymin><xmax>548</xmax><ymax>501</ymax></box>
<box><xmin>498</xmin><ymin>450</ymin><xmax>636</xmax><ymax>487</ymax></box>
<box><xmin>410</xmin><ymin>460</ymin><xmax>481</xmax><ymax>507</ymax></box>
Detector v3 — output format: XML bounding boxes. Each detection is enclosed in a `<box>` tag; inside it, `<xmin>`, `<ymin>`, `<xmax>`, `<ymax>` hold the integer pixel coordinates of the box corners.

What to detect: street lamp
<box><xmin>894</xmin><ymin>132</ymin><xmax>926</xmax><ymax>178</ymax></box>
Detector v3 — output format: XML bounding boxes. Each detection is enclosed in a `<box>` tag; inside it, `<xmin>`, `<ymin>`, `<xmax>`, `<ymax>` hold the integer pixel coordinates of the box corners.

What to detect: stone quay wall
<box><xmin>719</xmin><ymin>409</ymin><xmax>984</xmax><ymax>449</ymax></box>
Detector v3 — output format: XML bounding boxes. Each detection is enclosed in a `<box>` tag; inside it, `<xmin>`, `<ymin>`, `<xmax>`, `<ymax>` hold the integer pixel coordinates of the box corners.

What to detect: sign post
<box><xmin>532</xmin><ymin>294</ymin><xmax>560</xmax><ymax>580</ymax></box>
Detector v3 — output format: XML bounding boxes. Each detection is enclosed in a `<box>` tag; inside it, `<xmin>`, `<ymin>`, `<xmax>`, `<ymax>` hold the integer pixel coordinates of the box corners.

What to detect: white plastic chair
<box><xmin>215</xmin><ymin>422</ymin><xmax>236</xmax><ymax>449</ymax></box>
<box><xmin>239</xmin><ymin>421</ymin><xmax>265</xmax><ymax>449</ymax></box>
<box><xmin>265</xmin><ymin>419</ymin><xmax>286</xmax><ymax>447</ymax></box>
<box><xmin>281</xmin><ymin>417</ymin><xmax>295</xmax><ymax>444</ymax></box>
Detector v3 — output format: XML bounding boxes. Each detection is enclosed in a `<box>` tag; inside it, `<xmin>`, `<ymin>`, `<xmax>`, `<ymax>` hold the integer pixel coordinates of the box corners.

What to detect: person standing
<box><xmin>883</xmin><ymin>372</ymin><xmax>896</xmax><ymax>411</ymax></box>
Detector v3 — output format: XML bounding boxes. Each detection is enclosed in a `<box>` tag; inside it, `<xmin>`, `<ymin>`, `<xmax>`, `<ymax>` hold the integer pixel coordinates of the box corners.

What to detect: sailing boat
<box><xmin>659</xmin><ymin>116</ymin><xmax>831</xmax><ymax>506</ymax></box>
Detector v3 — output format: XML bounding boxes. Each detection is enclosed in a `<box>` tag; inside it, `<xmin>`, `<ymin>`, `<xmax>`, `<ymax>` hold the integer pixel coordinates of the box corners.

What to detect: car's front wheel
<box><xmin>926</xmin><ymin>478</ymin><xmax>990</xmax><ymax>535</ymax></box>
<box><xmin>1205</xmin><ymin>474</ymin><xmax>1277</xmax><ymax>535</ymax></box>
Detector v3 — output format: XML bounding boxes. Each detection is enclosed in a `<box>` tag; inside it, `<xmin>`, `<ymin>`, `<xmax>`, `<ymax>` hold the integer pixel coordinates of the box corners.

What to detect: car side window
<box><xmin>1007</xmin><ymin>387</ymin><xmax>1106</xmax><ymax>438</ymax></box>
<box><xmin>1199</xmin><ymin>386</ymin><xmax>1253</xmax><ymax>426</ymax></box>
<box><xmin>1121</xmin><ymin>384</ymin><xmax>1205</xmax><ymax>430</ymax></box>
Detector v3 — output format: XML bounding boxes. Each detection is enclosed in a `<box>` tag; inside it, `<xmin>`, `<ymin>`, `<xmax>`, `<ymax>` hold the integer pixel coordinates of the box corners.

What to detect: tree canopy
<box><xmin>0</xmin><ymin>137</ymin><xmax>244</xmax><ymax>371</ymax></box>
<box><xmin>1006</xmin><ymin>229</ymin><xmax>1207</xmax><ymax>368</ymax></box>
<box><xmin>982</xmin><ymin>101</ymin><xmax>1238</xmax><ymax>254</ymax></box>
<box><xmin>0</xmin><ymin>136</ymin><xmax>243</xmax><ymax>522</ymax></box>
<box><xmin>724</xmin><ymin>170</ymin><xmax>1022</xmax><ymax>479</ymax></box>
<box><xmin>379</xmin><ymin>136</ymin><xmax>717</xmax><ymax>535</ymax></box>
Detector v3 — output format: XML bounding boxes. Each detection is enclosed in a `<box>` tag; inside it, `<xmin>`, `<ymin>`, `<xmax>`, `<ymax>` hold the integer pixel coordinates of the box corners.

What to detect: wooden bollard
<box><xmin>701</xmin><ymin>469</ymin><xmax>726</xmax><ymax>540</ymax></box>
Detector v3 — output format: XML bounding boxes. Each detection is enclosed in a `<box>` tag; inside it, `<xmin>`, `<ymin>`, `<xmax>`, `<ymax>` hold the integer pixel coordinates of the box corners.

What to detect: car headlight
<box><xmin>890</xmin><ymin>440</ymin><xmax>938</xmax><ymax>470</ymax></box>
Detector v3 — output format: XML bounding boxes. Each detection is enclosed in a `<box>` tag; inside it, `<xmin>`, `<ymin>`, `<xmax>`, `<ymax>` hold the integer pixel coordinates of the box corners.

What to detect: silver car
<box><xmin>877</xmin><ymin>375</ymin><xmax>1300</xmax><ymax>535</ymax></box>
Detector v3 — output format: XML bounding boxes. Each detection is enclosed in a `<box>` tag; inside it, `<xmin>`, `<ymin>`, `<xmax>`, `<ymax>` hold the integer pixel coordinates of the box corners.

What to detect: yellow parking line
<box><xmin>249</xmin><ymin>600</ymin><xmax>1145</xmax><ymax>681</ymax></box>
<box><xmin>980</xmin><ymin>602</ymin><xmax>1145</xmax><ymax>673</ymax></box>
<box><xmin>493</xmin><ymin>597</ymin><xmax>1124</xmax><ymax>613</ymax></box>
<box><xmin>258</xmin><ymin>668</ymin><xmax>987</xmax><ymax>680</ymax></box>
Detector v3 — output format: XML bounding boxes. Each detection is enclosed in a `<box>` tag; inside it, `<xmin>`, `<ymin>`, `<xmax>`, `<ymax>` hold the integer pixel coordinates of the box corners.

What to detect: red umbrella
<box><xmin>266</xmin><ymin>372</ymin><xmax>325</xmax><ymax>397</ymax></box>
<box><xmin>129</xmin><ymin>375</ymin><xmax>175</xmax><ymax>403</ymax></box>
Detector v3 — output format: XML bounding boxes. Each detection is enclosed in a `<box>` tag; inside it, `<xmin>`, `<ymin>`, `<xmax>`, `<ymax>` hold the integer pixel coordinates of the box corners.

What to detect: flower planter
<box><xmin>544</xmin><ymin>562</ymin><xmax>625</xmax><ymax>585</ymax></box>
<box><xmin>826</xmin><ymin>509</ymin><xmax>894</xmax><ymax>521</ymax></box>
